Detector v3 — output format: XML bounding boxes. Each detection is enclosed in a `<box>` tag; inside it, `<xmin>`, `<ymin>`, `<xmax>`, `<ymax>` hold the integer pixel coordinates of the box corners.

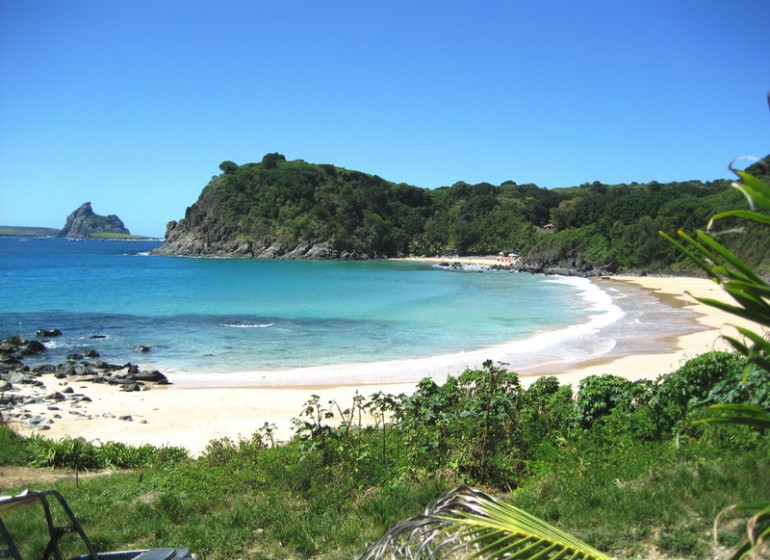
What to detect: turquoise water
<box><xmin>0</xmin><ymin>237</ymin><xmax>612</xmax><ymax>377</ymax></box>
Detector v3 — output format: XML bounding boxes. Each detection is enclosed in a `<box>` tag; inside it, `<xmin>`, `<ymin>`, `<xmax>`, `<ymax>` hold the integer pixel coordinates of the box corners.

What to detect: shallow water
<box><xmin>0</xmin><ymin>237</ymin><xmax>699</xmax><ymax>380</ymax></box>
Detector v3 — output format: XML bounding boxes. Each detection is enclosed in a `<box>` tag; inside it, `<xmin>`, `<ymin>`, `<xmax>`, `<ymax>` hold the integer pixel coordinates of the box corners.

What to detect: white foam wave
<box><xmin>220</xmin><ymin>323</ymin><xmax>274</xmax><ymax>328</ymax></box>
<box><xmin>171</xmin><ymin>276</ymin><xmax>628</xmax><ymax>389</ymax></box>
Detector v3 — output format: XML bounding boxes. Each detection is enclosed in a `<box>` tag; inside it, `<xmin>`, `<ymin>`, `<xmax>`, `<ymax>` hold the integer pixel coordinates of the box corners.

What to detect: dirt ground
<box><xmin>0</xmin><ymin>466</ymin><xmax>115</xmax><ymax>493</ymax></box>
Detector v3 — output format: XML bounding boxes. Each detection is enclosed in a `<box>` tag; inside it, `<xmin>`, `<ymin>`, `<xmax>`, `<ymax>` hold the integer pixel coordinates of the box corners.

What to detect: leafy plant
<box><xmin>576</xmin><ymin>374</ymin><xmax>631</xmax><ymax>428</ymax></box>
<box><xmin>356</xmin><ymin>485</ymin><xmax>612</xmax><ymax>560</ymax></box>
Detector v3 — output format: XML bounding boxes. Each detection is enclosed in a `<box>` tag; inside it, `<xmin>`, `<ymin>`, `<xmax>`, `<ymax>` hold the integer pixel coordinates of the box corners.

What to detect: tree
<box><xmin>261</xmin><ymin>152</ymin><xmax>286</xmax><ymax>169</ymax></box>
<box><xmin>218</xmin><ymin>160</ymin><xmax>238</xmax><ymax>175</ymax></box>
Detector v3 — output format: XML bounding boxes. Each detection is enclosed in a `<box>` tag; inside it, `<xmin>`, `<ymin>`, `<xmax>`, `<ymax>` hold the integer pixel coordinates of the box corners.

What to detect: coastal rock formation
<box><xmin>153</xmin><ymin>154</ymin><xmax>406</xmax><ymax>259</ymax></box>
<box><xmin>0</xmin><ymin>333</ymin><xmax>168</xmax><ymax>430</ymax></box>
<box><xmin>156</xmin><ymin>218</ymin><xmax>349</xmax><ymax>259</ymax></box>
<box><xmin>512</xmin><ymin>252</ymin><xmax>618</xmax><ymax>277</ymax></box>
<box><xmin>57</xmin><ymin>202</ymin><xmax>130</xmax><ymax>238</ymax></box>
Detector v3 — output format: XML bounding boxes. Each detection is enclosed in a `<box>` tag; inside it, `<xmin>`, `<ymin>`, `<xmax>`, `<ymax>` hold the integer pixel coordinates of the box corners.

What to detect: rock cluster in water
<box><xmin>0</xmin><ymin>332</ymin><xmax>167</xmax><ymax>431</ymax></box>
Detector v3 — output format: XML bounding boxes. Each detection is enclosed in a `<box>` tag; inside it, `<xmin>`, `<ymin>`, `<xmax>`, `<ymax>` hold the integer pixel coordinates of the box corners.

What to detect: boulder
<box><xmin>21</xmin><ymin>340</ymin><xmax>47</xmax><ymax>355</ymax></box>
<box><xmin>131</xmin><ymin>370</ymin><xmax>168</xmax><ymax>384</ymax></box>
<box><xmin>55</xmin><ymin>362</ymin><xmax>79</xmax><ymax>377</ymax></box>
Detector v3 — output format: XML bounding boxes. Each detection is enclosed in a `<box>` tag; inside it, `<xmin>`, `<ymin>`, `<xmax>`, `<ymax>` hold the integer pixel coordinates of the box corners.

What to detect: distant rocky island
<box><xmin>0</xmin><ymin>202</ymin><xmax>150</xmax><ymax>239</ymax></box>
<box><xmin>56</xmin><ymin>202</ymin><xmax>131</xmax><ymax>238</ymax></box>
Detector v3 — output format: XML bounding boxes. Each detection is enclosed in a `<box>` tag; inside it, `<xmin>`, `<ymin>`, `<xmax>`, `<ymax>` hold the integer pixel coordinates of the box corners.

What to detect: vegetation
<box><xmin>0</xmin><ymin>226</ymin><xmax>60</xmax><ymax>237</ymax></box>
<box><xmin>168</xmin><ymin>153</ymin><xmax>770</xmax><ymax>272</ymax></box>
<box><xmin>84</xmin><ymin>232</ymin><xmax>156</xmax><ymax>240</ymax></box>
<box><xmin>2</xmin><ymin>346</ymin><xmax>768</xmax><ymax>559</ymax></box>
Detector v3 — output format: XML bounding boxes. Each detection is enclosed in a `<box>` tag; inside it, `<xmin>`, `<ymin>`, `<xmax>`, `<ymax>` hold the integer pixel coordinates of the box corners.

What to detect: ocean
<box><xmin>0</xmin><ymin>237</ymin><xmax>701</xmax><ymax>384</ymax></box>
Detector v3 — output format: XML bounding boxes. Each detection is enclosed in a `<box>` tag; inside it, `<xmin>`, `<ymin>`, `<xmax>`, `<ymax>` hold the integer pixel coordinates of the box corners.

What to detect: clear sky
<box><xmin>1</xmin><ymin>1</ymin><xmax>768</xmax><ymax>237</ymax></box>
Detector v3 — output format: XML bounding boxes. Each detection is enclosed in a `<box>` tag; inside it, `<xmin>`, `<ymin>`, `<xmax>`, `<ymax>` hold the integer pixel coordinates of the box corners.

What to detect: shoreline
<box><xmin>5</xmin><ymin>273</ymin><xmax>761</xmax><ymax>457</ymax></box>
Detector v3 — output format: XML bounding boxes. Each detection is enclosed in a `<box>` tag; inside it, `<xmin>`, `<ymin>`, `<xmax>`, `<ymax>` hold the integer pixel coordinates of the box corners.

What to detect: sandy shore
<box><xmin>6</xmin><ymin>273</ymin><xmax>762</xmax><ymax>456</ymax></box>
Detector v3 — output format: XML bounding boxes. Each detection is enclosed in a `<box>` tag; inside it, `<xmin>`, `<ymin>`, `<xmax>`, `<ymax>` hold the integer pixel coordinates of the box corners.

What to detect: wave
<box><xmin>220</xmin><ymin>322</ymin><xmax>274</xmax><ymax>328</ymax></box>
<box><xmin>171</xmin><ymin>276</ymin><xmax>633</xmax><ymax>388</ymax></box>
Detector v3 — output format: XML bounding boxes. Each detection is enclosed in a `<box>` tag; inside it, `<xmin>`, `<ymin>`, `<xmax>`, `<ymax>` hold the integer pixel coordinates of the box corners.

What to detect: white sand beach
<box><xmin>6</xmin><ymin>273</ymin><xmax>763</xmax><ymax>456</ymax></box>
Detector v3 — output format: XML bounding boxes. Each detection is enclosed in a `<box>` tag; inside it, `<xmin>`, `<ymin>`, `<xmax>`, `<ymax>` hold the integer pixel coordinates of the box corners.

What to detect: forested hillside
<box><xmin>155</xmin><ymin>153</ymin><xmax>770</xmax><ymax>274</ymax></box>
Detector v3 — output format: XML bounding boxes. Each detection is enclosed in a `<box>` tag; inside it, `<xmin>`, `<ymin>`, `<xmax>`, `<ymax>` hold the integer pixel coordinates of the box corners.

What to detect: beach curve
<box><xmin>6</xmin><ymin>273</ymin><xmax>760</xmax><ymax>456</ymax></box>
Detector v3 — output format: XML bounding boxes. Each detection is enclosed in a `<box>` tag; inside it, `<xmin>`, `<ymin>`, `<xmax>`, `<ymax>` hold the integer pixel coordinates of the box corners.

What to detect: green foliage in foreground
<box><xmin>2</xmin><ymin>347</ymin><xmax>769</xmax><ymax>559</ymax></box>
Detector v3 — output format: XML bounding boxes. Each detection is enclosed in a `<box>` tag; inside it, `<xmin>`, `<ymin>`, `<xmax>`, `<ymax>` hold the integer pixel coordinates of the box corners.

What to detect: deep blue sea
<box><xmin>0</xmin><ymin>237</ymin><xmax>699</xmax><ymax>383</ymax></box>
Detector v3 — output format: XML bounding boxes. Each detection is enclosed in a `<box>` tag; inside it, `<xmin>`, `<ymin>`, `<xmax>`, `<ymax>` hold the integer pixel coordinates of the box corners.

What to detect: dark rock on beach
<box><xmin>130</xmin><ymin>370</ymin><xmax>168</xmax><ymax>384</ymax></box>
<box><xmin>0</xmin><ymin>332</ymin><xmax>173</xmax><ymax>431</ymax></box>
<box><xmin>512</xmin><ymin>252</ymin><xmax>618</xmax><ymax>277</ymax></box>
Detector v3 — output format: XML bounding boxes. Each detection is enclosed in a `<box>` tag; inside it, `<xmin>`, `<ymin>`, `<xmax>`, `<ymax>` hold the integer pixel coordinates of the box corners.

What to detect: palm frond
<box><xmin>356</xmin><ymin>486</ymin><xmax>613</xmax><ymax>560</ymax></box>
<box><xmin>715</xmin><ymin>501</ymin><xmax>770</xmax><ymax>560</ymax></box>
<box><xmin>711</xmin><ymin>209</ymin><xmax>770</xmax><ymax>228</ymax></box>
<box><xmin>694</xmin><ymin>403</ymin><xmax>770</xmax><ymax>431</ymax></box>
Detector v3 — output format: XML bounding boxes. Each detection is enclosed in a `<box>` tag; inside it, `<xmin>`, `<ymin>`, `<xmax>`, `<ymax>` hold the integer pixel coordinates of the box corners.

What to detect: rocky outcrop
<box><xmin>154</xmin><ymin>221</ymin><xmax>363</xmax><ymax>259</ymax></box>
<box><xmin>1</xmin><ymin>333</ymin><xmax>169</xmax><ymax>431</ymax></box>
<box><xmin>154</xmin><ymin>196</ymin><xmax>371</xmax><ymax>259</ymax></box>
<box><xmin>57</xmin><ymin>202</ymin><xmax>130</xmax><ymax>238</ymax></box>
<box><xmin>512</xmin><ymin>252</ymin><xmax>618</xmax><ymax>277</ymax></box>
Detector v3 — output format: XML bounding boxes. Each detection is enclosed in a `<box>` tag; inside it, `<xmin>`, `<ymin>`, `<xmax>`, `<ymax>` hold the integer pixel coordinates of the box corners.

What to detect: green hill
<box><xmin>155</xmin><ymin>153</ymin><xmax>770</xmax><ymax>274</ymax></box>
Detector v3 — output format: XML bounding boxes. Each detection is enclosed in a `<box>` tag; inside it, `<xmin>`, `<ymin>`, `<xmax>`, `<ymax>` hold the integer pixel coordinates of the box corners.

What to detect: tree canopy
<box><xmin>167</xmin><ymin>153</ymin><xmax>770</xmax><ymax>272</ymax></box>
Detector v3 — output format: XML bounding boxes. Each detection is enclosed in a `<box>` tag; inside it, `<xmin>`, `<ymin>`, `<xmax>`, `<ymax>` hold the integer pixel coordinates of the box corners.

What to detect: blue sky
<box><xmin>1</xmin><ymin>1</ymin><xmax>768</xmax><ymax>237</ymax></box>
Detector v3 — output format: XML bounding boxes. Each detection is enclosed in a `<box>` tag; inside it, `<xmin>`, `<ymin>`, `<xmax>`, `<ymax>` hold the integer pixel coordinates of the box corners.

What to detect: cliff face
<box><xmin>57</xmin><ymin>202</ymin><xmax>130</xmax><ymax>238</ymax></box>
<box><xmin>152</xmin><ymin>155</ymin><xmax>408</xmax><ymax>259</ymax></box>
<box><xmin>154</xmin><ymin>199</ymin><xmax>346</xmax><ymax>259</ymax></box>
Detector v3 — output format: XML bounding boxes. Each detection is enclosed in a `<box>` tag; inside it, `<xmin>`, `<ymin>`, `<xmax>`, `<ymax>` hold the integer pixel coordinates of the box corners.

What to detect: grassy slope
<box><xmin>1</xmin><ymin>421</ymin><xmax>766</xmax><ymax>560</ymax></box>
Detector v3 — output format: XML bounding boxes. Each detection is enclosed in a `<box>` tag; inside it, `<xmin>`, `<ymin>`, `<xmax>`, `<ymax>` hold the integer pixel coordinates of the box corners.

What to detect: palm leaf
<box><xmin>356</xmin><ymin>486</ymin><xmax>613</xmax><ymax>560</ymax></box>
<box><xmin>693</xmin><ymin>230</ymin><xmax>764</xmax><ymax>284</ymax></box>
<box><xmin>711</xmin><ymin>209</ymin><xmax>770</xmax><ymax>228</ymax></box>
<box><xmin>715</xmin><ymin>502</ymin><xmax>770</xmax><ymax>559</ymax></box>
<box><xmin>658</xmin><ymin>230</ymin><xmax>716</xmax><ymax>278</ymax></box>
<box><xmin>662</xmin><ymin>165</ymin><xmax>770</xmax><ymax>560</ymax></box>
<box><xmin>731</xmin><ymin>168</ymin><xmax>770</xmax><ymax>209</ymax></box>
<box><xmin>694</xmin><ymin>403</ymin><xmax>770</xmax><ymax>431</ymax></box>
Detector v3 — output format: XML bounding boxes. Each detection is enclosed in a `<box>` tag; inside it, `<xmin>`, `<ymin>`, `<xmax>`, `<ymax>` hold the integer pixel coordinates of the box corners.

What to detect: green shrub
<box><xmin>576</xmin><ymin>374</ymin><xmax>632</xmax><ymax>428</ymax></box>
<box><xmin>650</xmin><ymin>352</ymin><xmax>746</xmax><ymax>436</ymax></box>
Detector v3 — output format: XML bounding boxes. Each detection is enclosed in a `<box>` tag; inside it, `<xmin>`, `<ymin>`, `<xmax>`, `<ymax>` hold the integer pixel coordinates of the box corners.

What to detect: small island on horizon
<box><xmin>0</xmin><ymin>202</ymin><xmax>155</xmax><ymax>240</ymax></box>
